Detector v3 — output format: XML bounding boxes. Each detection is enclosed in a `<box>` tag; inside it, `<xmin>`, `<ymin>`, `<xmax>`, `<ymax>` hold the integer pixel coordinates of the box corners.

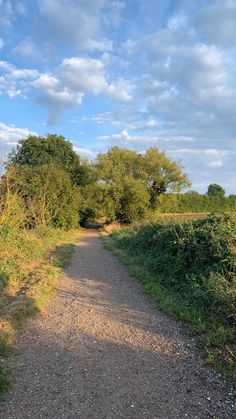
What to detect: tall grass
<box><xmin>107</xmin><ymin>215</ymin><xmax>236</xmax><ymax>382</ymax></box>
<box><xmin>0</xmin><ymin>224</ymin><xmax>79</xmax><ymax>399</ymax></box>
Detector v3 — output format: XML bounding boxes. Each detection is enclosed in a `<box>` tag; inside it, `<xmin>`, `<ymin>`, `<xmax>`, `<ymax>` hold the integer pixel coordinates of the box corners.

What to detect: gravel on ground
<box><xmin>1</xmin><ymin>229</ymin><xmax>235</xmax><ymax>418</ymax></box>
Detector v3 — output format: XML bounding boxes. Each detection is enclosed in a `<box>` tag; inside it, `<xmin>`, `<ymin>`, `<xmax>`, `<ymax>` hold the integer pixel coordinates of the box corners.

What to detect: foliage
<box><xmin>156</xmin><ymin>191</ymin><xmax>236</xmax><ymax>213</ymax></box>
<box><xmin>96</xmin><ymin>147</ymin><xmax>190</xmax><ymax>197</ymax></box>
<box><xmin>142</xmin><ymin>148</ymin><xmax>191</xmax><ymax>207</ymax></box>
<box><xmin>109</xmin><ymin>215</ymin><xmax>236</xmax><ymax>381</ymax></box>
<box><xmin>91</xmin><ymin>146</ymin><xmax>190</xmax><ymax>222</ymax></box>
<box><xmin>1</xmin><ymin>165</ymin><xmax>80</xmax><ymax>229</ymax></box>
<box><xmin>207</xmin><ymin>183</ymin><xmax>225</xmax><ymax>199</ymax></box>
<box><xmin>79</xmin><ymin>183</ymin><xmax>117</xmax><ymax>224</ymax></box>
<box><xmin>7</xmin><ymin>134</ymin><xmax>89</xmax><ymax>186</ymax></box>
<box><xmin>116</xmin><ymin>176</ymin><xmax>149</xmax><ymax>223</ymax></box>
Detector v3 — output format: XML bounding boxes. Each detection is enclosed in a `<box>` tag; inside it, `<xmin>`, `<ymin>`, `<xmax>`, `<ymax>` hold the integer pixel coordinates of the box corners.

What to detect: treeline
<box><xmin>1</xmin><ymin>133</ymin><xmax>191</xmax><ymax>228</ymax></box>
<box><xmin>1</xmin><ymin>133</ymin><xmax>235</xmax><ymax>231</ymax></box>
<box><xmin>156</xmin><ymin>190</ymin><xmax>236</xmax><ymax>214</ymax></box>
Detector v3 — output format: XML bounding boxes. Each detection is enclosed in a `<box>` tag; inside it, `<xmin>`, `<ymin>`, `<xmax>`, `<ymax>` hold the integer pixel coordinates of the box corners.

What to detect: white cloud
<box><xmin>103</xmin><ymin>1</ymin><xmax>125</xmax><ymax>28</ymax></box>
<box><xmin>105</xmin><ymin>78</ymin><xmax>132</xmax><ymax>102</ymax></box>
<box><xmin>32</xmin><ymin>56</ymin><xmax>132</xmax><ymax>123</ymax></box>
<box><xmin>59</xmin><ymin>57</ymin><xmax>107</xmax><ymax>94</ymax></box>
<box><xmin>198</xmin><ymin>0</ymin><xmax>236</xmax><ymax>46</ymax></box>
<box><xmin>97</xmin><ymin>129</ymin><xmax>168</xmax><ymax>147</ymax></box>
<box><xmin>0</xmin><ymin>61</ymin><xmax>39</xmax><ymax>98</ymax></box>
<box><xmin>37</xmin><ymin>0</ymin><xmax>119</xmax><ymax>51</ymax></box>
<box><xmin>125</xmin><ymin>25</ymin><xmax>236</xmax><ymax>144</ymax></box>
<box><xmin>208</xmin><ymin>160</ymin><xmax>223</xmax><ymax>168</ymax></box>
<box><xmin>33</xmin><ymin>73</ymin><xmax>84</xmax><ymax>125</ymax></box>
<box><xmin>84</xmin><ymin>108</ymin><xmax>160</xmax><ymax>131</ymax></box>
<box><xmin>0</xmin><ymin>122</ymin><xmax>36</xmax><ymax>145</ymax></box>
<box><xmin>167</xmin><ymin>13</ymin><xmax>188</xmax><ymax>31</ymax></box>
<box><xmin>12</xmin><ymin>39</ymin><xmax>38</xmax><ymax>59</ymax></box>
<box><xmin>0</xmin><ymin>56</ymin><xmax>132</xmax><ymax>122</ymax></box>
<box><xmin>73</xmin><ymin>146</ymin><xmax>97</xmax><ymax>160</ymax></box>
<box><xmin>87</xmin><ymin>38</ymin><xmax>113</xmax><ymax>52</ymax></box>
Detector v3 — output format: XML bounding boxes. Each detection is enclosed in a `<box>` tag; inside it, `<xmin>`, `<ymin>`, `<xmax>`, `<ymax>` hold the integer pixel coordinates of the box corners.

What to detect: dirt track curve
<box><xmin>1</xmin><ymin>229</ymin><xmax>235</xmax><ymax>419</ymax></box>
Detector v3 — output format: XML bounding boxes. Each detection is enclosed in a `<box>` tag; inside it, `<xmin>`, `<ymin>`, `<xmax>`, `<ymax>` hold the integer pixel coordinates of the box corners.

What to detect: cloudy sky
<box><xmin>0</xmin><ymin>0</ymin><xmax>236</xmax><ymax>193</ymax></box>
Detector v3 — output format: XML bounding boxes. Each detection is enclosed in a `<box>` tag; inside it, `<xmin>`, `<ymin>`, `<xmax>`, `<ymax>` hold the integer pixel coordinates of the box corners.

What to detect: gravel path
<box><xmin>1</xmin><ymin>230</ymin><xmax>235</xmax><ymax>419</ymax></box>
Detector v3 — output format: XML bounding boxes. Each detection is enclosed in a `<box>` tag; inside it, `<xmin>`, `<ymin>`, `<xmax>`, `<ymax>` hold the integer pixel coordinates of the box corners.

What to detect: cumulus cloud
<box><xmin>197</xmin><ymin>0</ymin><xmax>236</xmax><ymax>46</ymax></box>
<box><xmin>37</xmin><ymin>0</ymin><xmax>123</xmax><ymax>51</ymax></box>
<box><xmin>0</xmin><ymin>60</ymin><xmax>39</xmax><ymax>97</ymax></box>
<box><xmin>125</xmin><ymin>23</ymin><xmax>236</xmax><ymax>146</ymax></box>
<box><xmin>0</xmin><ymin>122</ymin><xmax>35</xmax><ymax>145</ymax></box>
<box><xmin>103</xmin><ymin>0</ymin><xmax>125</xmax><ymax>28</ymax></box>
<box><xmin>0</xmin><ymin>56</ymin><xmax>132</xmax><ymax>123</ymax></box>
<box><xmin>32</xmin><ymin>56</ymin><xmax>132</xmax><ymax>124</ymax></box>
<box><xmin>1</xmin><ymin>0</ymin><xmax>236</xmax><ymax>192</ymax></box>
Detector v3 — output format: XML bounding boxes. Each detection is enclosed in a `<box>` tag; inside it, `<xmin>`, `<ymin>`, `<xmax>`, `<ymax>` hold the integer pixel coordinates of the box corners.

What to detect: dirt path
<box><xmin>1</xmin><ymin>230</ymin><xmax>235</xmax><ymax>418</ymax></box>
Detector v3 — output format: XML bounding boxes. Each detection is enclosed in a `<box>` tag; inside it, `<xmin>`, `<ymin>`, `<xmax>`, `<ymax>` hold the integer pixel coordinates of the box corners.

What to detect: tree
<box><xmin>3</xmin><ymin>165</ymin><xmax>80</xmax><ymax>229</ymax></box>
<box><xmin>95</xmin><ymin>147</ymin><xmax>142</xmax><ymax>183</ymax></box>
<box><xmin>142</xmin><ymin>148</ymin><xmax>190</xmax><ymax>207</ymax></box>
<box><xmin>7</xmin><ymin>134</ymin><xmax>88</xmax><ymax>186</ymax></box>
<box><xmin>206</xmin><ymin>184</ymin><xmax>225</xmax><ymax>199</ymax></box>
<box><xmin>95</xmin><ymin>147</ymin><xmax>191</xmax><ymax>218</ymax></box>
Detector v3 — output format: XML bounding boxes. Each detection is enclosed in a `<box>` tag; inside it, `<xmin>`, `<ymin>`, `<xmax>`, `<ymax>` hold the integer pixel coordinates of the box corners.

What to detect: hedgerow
<box><xmin>109</xmin><ymin>215</ymin><xmax>236</xmax><ymax>381</ymax></box>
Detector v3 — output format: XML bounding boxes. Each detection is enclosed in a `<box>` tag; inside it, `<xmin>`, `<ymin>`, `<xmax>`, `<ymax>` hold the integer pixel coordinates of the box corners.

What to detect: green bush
<box><xmin>110</xmin><ymin>215</ymin><xmax>236</xmax><ymax>379</ymax></box>
<box><xmin>1</xmin><ymin>165</ymin><xmax>80</xmax><ymax>230</ymax></box>
<box><xmin>112</xmin><ymin>215</ymin><xmax>236</xmax><ymax>320</ymax></box>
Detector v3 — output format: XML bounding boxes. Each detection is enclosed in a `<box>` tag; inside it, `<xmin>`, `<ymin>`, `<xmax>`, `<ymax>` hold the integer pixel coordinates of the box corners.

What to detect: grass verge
<box><xmin>0</xmin><ymin>227</ymin><xmax>79</xmax><ymax>400</ymax></box>
<box><xmin>101</xmin><ymin>215</ymin><xmax>236</xmax><ymax>385</ymax></box>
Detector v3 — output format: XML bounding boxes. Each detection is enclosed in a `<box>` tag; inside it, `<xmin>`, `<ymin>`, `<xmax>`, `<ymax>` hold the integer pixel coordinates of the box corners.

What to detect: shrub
<box><xmin>110</xmin><ymin>215</ymin><xmax>236</xmax><ymax>378</ymax></box>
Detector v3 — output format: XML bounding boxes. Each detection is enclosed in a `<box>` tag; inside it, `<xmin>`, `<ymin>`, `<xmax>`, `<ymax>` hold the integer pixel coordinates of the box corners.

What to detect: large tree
<box><xmin>7</xmin><ymin>134</ymin><xmax>89</xmax><ymax>186</ymax></box>
<box><xmin>142</xmin><ymin>148</ymin><xmax>190</xmax><ymax>207</ymax></box>
<box><xmin>95</xmin><ymin>147</ymin><xmax>190</xmax><ymax>211</ymax></box>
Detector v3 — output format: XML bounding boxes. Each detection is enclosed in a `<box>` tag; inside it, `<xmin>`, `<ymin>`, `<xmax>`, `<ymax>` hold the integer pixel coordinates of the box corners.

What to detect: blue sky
<box><xmin>0</xmin><ymin>0</ymin><xmax>236</xmax><ymax>193</ymax></box>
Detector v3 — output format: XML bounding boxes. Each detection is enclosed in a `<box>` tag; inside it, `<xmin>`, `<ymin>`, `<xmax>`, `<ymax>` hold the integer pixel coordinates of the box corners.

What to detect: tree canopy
<box><xmin>207</xmin><ymin>183</ymin><xmax>225</xmax><ymax>199</ymax></box>
<box><xmin>95</xmin><ymin>147</ymin><xmax>190</xmax><ymax>214</ymax></box>
<box><xmin>7</xmin><ymin>134</ymin><xmax>88</xmax><ymax>186</ymax></box>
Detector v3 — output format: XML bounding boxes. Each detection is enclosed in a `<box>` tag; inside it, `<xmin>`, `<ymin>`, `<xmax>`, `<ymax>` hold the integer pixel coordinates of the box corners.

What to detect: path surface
<box><xmin>1</xmin><ymin>230</ymin><xmax>235</xmax><ymax>419</ymax></box>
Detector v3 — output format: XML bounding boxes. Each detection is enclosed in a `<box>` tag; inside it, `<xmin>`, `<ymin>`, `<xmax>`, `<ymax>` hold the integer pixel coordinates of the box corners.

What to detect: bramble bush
<box><xmin>112</xmin><ymin>215</ymin><xmax>236</xmax><ymax>322</ymax></box>
<box><xmin>110</xmin><ymin>215</ymin><xmax>236</xmax><ymax>379</ymax></box>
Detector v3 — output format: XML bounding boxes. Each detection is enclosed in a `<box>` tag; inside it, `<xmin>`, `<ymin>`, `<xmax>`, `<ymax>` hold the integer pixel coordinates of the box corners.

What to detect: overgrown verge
<box><xmin>0</xmin><ymin>226</ymin><xmax>79</xmax><ymax>399</ymax></box>
<box><xmin>104</xmin><ymin>215</ymin><xmax>236</xmax><ymax>383</ymax></box>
